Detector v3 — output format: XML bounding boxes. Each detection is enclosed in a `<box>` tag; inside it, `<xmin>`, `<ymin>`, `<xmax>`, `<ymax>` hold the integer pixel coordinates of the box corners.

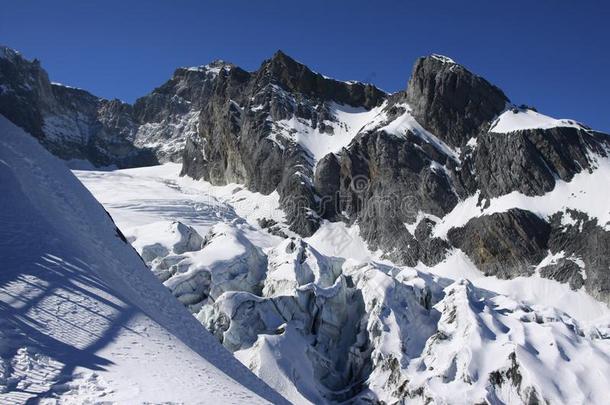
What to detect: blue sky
<box><xmin>1</xmin><ymin>0</ymin><xmax>608</xmax><ymax>131</ymax></box>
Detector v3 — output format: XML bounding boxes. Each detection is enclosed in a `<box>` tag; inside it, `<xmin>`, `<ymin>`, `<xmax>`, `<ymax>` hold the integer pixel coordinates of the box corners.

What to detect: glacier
<box><xmin>75</xmin><ymin>162</ymin><xmax>610</xmax><ymax>404</ymax></box>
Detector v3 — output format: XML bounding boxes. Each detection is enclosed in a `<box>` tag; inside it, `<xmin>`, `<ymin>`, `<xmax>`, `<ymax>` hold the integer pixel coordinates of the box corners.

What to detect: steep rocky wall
<box><xmin>405</xmin><ymin>54</ymin><xmax>508</xmax><ymax>148</ymax></box>
<box><xmin>0</xmin><ymin>46</ymin><xmax>157</xmax><ymax>167</ymax></box>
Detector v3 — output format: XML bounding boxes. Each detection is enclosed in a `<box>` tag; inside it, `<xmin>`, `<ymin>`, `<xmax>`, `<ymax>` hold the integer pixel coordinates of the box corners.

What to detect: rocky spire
<box><xmin>405</xmin><ymin>54</ymin><xmax>509</xmax><ymax>147</ymax></box>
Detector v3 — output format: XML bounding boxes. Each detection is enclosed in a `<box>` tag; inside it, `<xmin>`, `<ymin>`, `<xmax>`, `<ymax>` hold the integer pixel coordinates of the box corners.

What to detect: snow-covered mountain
<box><xmin>2</xmin><ymin>43</ymin><xmax>610</xmax><ymax>404</ymax></box>
<box><xmin>0</xmin><ymin>45</ymin><xmax>212</xmax><ymax>166</ymax></box>
<box><xmin>0</xmin><ymin>115</ymin><xmax>287</xmax><ymax>404</ymax></box>
<box><xmin>173</xmin><ymin>50</ymin><xmax>610</xmax><ymax>306</ymax></box>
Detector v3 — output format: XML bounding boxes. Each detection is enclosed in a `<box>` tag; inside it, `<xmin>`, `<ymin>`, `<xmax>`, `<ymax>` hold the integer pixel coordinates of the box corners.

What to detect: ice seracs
<box><xmin>72</xmin><ymin>158</ymin><xmax>610</xmax><ymax>404</ymax></box>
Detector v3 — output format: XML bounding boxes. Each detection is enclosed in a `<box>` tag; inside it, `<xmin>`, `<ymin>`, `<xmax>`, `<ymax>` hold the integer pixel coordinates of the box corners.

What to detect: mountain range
<box><xmin>1</xmin><ymin>45</ymin><xmax>609</xmax><ymax>404</ymax></box>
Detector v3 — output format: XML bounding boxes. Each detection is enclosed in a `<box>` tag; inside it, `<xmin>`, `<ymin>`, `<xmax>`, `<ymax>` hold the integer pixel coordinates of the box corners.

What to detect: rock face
<box><xmin>131</xmin><ymin>61</ymin><xmax>237</xmax><ymax>161</ymax></box>
<box><xmin>317</xmin><ymin>126</ymin><xmax>458</xmax><ymax>265</ymax></box>
<box><xmin>447</xmin><ymin>209</ymin><xmax>551</xmax><ymax>278</ymax></box>
<box><xmin>473</xmin><ymin>123</ymin><xmax>607</xmax><ymax>198</ymax></box>
<box><xmin>405</xmin><ymin>54</ymin><xmax>508</xmax><ymax>148</ymax></box>
<box><xmin>0</xmin><ymin>46</ymin><xmax>233</xmax><ymax>166</ymax></box>
<box><xmin>179</xmin><ymin>51</ymin><xmax>387</xmax><ymax>236</ymax></box>
<box><xmin>0</xmin><ymin>47</ymin><xmax>157</xmax><ymax>167</ymax></box>
<box><xmin>546</xmin><ymin>210</ymin><xmax>610</xmax><ymax>302</ymax></box>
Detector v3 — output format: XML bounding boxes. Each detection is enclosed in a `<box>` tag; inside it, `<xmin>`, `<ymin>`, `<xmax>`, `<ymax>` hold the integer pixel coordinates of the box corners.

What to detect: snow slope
<box><xmin>489</xmin><ymin>108</ymin><xmax>584</xmax><ymax>133</ymax></box>
<box><xmin>0</xmin><ymin>115</ymin><xmax>287</xmax><ymax>404</ymax></box>
<box><xmin>75</xmin><ymin>163</ymin><xmax>286</xmax><ymax>252</ymax></box>
<box><xmin>270</xmin><ymin>102</ymin><xmax>385</xmax><ymax>163</ymax></box>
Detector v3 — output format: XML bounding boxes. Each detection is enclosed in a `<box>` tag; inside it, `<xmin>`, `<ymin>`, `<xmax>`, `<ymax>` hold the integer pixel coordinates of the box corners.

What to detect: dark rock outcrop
<box><xmin>472</xmin><ymin>124</ymin><xmax>608</xmax><ymax>198</ymax></box>
<box><xmin>448</xmin><ymin>209</ymin><xmax>551</xmax><ymax>278</ymax></box>
<box><xmin>314</xmin><ymin>127</ymin><xmax>458</xmax><ymax>265</ymax></box>
<box><xmin>0</xmin><ymin>47</ymin><xmax>47</xmax><ymax>138</ymax></box>
<box><xmin>405</xmin><ymin>55</ymin><xmax>508</xmax><ymax>148</ymax></box>
<box><xmin>546</xmin><ymin>210</ymin><xmax>610</xmax><ymax>304</ymax></box>
<box><xmin>539</xmin><ymin>258</ymin><xmax>585</xmax><ymax>291</ymax></box>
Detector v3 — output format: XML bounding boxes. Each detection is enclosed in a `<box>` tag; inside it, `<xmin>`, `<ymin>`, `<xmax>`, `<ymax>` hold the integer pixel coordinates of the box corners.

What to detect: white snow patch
<box><xmin>51</xmin><ymin>81</ymin><xmax>84</xmax><ymax>91</ymax></box>
<box><xmin>404</xmin><ymin>211</ymin><xmax>441</xmax><ymax>235</ymax></box>
<box><xmin>490</xmin><ymin>108</ymin><xmax>585</xmax><ymax>133</ymax></box>
<box><xmin>305</xmin><ymin>221</ymin><xmax>384</xmax><ymax>265</ymax></box>
<box><xmin>375</xmin><ymin>103</ymin><xmax>460</xmax><ymax>161</ymax></box>
<box><xmin>430</xmin><ymin>54</ymin><xmax>456</xmax><ymax>64</ymax></box>
<box><xmin>270</xmin><ymin>102</ymin><xmax>385</xmax><ymax>163</ymax></box>
<box><xmin>184</xmin><ymin>61</ymin><xmax>232</xmax><ymax>76</ymax></box>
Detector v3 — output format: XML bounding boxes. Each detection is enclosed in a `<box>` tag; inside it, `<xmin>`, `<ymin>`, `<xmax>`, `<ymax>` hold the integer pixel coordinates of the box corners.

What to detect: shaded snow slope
<box><xmin>0</xmin><ymin>115</ymin><xmax>287</xmax><ymax>404</ymax></box>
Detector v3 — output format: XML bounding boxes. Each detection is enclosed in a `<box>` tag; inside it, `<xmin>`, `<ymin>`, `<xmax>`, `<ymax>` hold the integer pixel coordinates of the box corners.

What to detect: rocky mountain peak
<box><xmin>268</xmin><ymin>49</ymin><xmax>301</xmax><ymax>67</ymax></box>
<box><xmin>176</xmin><ymin>59</ymin><xmax>236</xmax><ymax>77</ymax></box>
<box><xmin>255</xmin><ymin>50</ymin><xmax>386</xmax><ymax>109</ymax></box>
<box><xmin>0</xmin><ymin>45</ymin><xmax>19</xmax><ymax>61</ymax></box>
<box><xmin>429</xmin><ymin>53</ymin><xmax>457</xmax><ymax>64</ymax></box>
<box><xmin>257</xmin><ymin>49</ymin><xmax>322</xmax><ymax>92</ymax></box>
<box><xmin>405</xmin><ymin>54</ymin><xmax>509</xmax><ymax>148</ymax></box>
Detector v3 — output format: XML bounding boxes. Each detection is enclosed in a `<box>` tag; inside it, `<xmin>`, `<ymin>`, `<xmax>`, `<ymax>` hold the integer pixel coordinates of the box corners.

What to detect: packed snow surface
<box><xmin>489</xmin><ymin>108</ymin><xmax>585</xmax><ymax>133</ymax></box>
<box><xmin>0</xmin><ymin>115</ymin><xmax>287</xmax><ymax>404</ymax></box>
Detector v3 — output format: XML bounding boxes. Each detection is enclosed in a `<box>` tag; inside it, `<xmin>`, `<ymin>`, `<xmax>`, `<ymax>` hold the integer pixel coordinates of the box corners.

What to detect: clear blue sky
<box><xmin>1</xmin><ymin>0</ymin><xmax>609</xmax><ymax>132</ymax></box>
